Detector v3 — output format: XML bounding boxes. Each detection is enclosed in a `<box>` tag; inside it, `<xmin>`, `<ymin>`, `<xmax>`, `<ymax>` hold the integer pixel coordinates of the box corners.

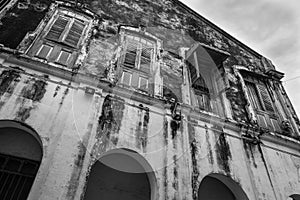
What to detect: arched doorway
<box><xmin>198</xmin><ymin>173</ymin><xmax>249</xmax><ymax>200</ymax></box>
<box><xmin>0</xmin><ymin>120</ymin><xmax>43</xmax><ymax>200</ymax></box>
<box><xmin>83</xmin><ymin>148</ymin><xmax>157</xmax><ymax>200</ymax></box>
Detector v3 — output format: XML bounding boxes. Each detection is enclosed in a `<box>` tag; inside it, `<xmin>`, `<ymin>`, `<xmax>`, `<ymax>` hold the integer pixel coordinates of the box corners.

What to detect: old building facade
<box><xmin>0</xmin><ymin>0</ymin><xmax>300</xmax><ymax>199</ymax></box>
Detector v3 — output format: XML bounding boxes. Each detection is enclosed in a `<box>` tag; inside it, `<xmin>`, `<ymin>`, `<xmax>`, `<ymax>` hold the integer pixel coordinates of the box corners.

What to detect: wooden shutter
<box><xmin>36</xmin><ymin>44</ymin><xmax>52</xmax><ymax>59</ymax></box>
<box><xmin>140</xmin><ymin>46</ymin><xmax>152</xmax><ymax>73</ymax></box>
<box><xmin>64</xmin><ymin>20</ymin><xmax>85</xmax><ymax>47</ymax></box>
<box><xmin>245</xmin><ymin>79</ymin><xmax>280</xmax><ymax>132</ymax></box>
<box><xmin>257</xmin><ymin>84</ymin><xmax>274</xmax><ymax>113</ymax></box>
<box><xmin>138</xmin><ymin>76</ymin><xmax>148</xmax><ymax>92</ymax></box>
<box><xmin>46</xmin><ymin>16</ymin><xmax>69</xmax><ymax>41</ymax></box>
<box><xmin>56</xmin><ymin>50</ymin><xmax>71</xmax><ymax>66</ymax></box>
<box><xmin>246</xmin><ymin>81</ymin><xmax>263</xmax><ymax>110</ymax></box>
<box><xmin>123</xmin><ymin>42</ymin><xmax>138</xmax><ymax>68</ymax></box>
<box><xmin>121</xmin><ymin>71</ymin><xmax>132</xmax><ymax>86</ymax></box>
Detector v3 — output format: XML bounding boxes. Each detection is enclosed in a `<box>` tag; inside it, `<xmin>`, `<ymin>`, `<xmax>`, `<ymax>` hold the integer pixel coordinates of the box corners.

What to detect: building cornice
<box><xmin>174</xmin><ymin>0</ymin><xmax>263</xmax><ymax>59</ymax></box>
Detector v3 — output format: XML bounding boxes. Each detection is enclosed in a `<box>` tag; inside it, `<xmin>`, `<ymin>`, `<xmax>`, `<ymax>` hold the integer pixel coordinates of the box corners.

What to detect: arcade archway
<box><xmin>198</xmin><ymin>173</ymin><xmax>249</xmax><ymax>200</ymax></box>
<box><xmin>83</xmin><ymin>148</ymin><xmax>157</xmax><ymax>200</ymax></box>
<box><xmin>0</xmin><ymin>120</ymin><xmax>43</xmax><ymax>200</ymax></box>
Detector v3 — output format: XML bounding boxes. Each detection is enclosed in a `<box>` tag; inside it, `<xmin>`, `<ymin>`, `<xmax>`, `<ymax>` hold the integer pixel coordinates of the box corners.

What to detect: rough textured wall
<box><xmin>81</xmin><ymin>0</ymin><xmax>277</xmax><ymax>121</ymax></box>
<box><xmin>0</xmin><ymin>0</ymin><xmax>300</xmax><ymax>200</ymax></box>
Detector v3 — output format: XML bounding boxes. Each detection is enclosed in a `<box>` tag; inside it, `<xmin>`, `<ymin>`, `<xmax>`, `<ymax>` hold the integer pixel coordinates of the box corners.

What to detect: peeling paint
<box><xmin>188</xmin><ymin>122</ymin><xmax>199</xmax><ymax>200</ymax></box>
<box><xmin>163</xmin><ymin>117</ymin><xmax>168</xmax><ymax>145</ymax></box>
<box><xmin>21</xmin><ymin>78</ymin><xmax>47</xmax><ymax>102</ymax></box>
<box><xmin>96</xmin><ymin>95</ymin><xmax>125</xmax><ymax>148</ymax></box>
<box><xmin>0</xmin><ymin>68</ymin><xmax>22</xmax><ymax>110</ymax></box>
<box><xmin>215</xmin><ymin>131</ymin><xmax>232</xmax><ymax>174</ymax></box>
<box><xmin>243</xmin><ymin>139</ymin><xmax>258</xmax><ymax>168</ymax></box>
<box><xmin>205</xmin><ymin>127</ymin><xmax>214</xmax><ymax>165</ymax></box>
<box><xmin>53</xmin><ymin>85</ymin><xmax>61</xmax><ymax>97</ymax></box>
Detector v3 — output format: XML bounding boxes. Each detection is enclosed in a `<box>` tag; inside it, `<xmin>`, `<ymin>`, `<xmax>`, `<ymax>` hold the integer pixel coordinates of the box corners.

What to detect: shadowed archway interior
<box><xmin>198</xmin><ymin>176</ymin><xmax>236</xmax><ymax>200</ymax></box>
<box><xmin>290</xmin><ymin>194</ymin><xmax>300</xmax><ymax>200</ymax></box>
<box><xmin>198</xmin><ymin>173</ymin><xmax>249</xmax><ymax>200</ymax></box>
<box><xmin>0</xmin><ymin>121</ymin><xmax>43</xmax><ymax>200</ymax></box>
<box><xmin>83</xmin><ymin>149</ymin><xmax>153</xmax><ymax>200</ymax></box>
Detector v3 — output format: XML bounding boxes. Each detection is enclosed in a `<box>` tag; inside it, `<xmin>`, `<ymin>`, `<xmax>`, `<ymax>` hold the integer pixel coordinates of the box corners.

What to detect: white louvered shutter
<box><xmin>46</xmin><ymin>16</ymin><xmax>69</xmax><ymax>41</ymax></box>
<box><xmin>65</xmin><ymin>20</ymin><xmax>85</xmax><ymax>47</ymax></box>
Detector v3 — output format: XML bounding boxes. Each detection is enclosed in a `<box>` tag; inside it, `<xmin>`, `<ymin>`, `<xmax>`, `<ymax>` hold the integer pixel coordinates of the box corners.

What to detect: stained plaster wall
<box><xmin>0</xmin><ymin>0</ymin><xmax>300</xmax><ymax>200</ymax></box>
<box><xmin>0</xmin><ymin>61</ymin><xmax>300</xmax><ymax>200</ymax></box>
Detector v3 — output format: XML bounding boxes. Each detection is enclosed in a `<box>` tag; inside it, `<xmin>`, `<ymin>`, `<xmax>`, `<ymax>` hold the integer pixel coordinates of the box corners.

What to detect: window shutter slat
<box><xmin>246</xmin><ymin>81</ymin><xmax>263</xmax><ymax>110</ymax></box>
<box><xmin>65</xmin><ymin>20</ymin><xmax>85</xmax><ymax>47</ymax></box>
<box><xmin>46</xmin><ymin>16</ymin><xmax>68</xmax><ymax>41</ymax></box>
<box><xmin>123</xmin><ymin>42</ymin><xmax>138</xmax><ymax>68</ymax></box>
<box><xmin>257</xmin><ymin>84</ymin><xmax>274</xmax><ymax>112</ymax></box>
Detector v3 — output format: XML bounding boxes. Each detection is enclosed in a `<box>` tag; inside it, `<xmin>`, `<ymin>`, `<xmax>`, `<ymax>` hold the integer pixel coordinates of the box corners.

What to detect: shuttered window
<box><xmin>246</xmin><ymin>81</ymin><xmax>263</xmax><ymax>110</ymax></box>
<box><xmin>244</xmin><ymin>75</ymin><xmax>280</xmax><ymax>132</ymax></box>
<box><xmin>257</xmin><ymin>84</ymin><xmax>274</xmax><ymax>112</ymax></box>
<box><xmin>193</xmin><ymin>75</ymin><xmax>211</xmax><ymax>111</ymax></box>
<box><xmin>121</xmin><ymin>71</ymin><xmax>132</xmax><ymax>86</ymax></box>
<box><xmin>46</xmin><ymin>15</ymin><xmax>86</xmax><ymax>47</ymax></box>
<box><xmin>64</xmin><ymin>20</ymin><xmax>85</xmax><ymax>47</ymax></box>
<box><xmin>119</xmin><ymin>35</ymin><xmax>155</xmax><ymax>94</ymax></box>
<box><xmin>138</xmin><ymin>76</ymin><xmax>148</xmax><ymax>91</ymax></box>
<box><xmin>245</xmin><ymin>81</ymin><xmax>274</xmax><ymax>113</ymax></box>
<box><xmin>36</xmin><ymin>44</ymin><xmax>53</xmax><ymax>59</ymax></box>
<box><xmin>123</xmin><ymin>42</ymin><xmax>138</xmax><ymax>68</ymax></box>
<box><xmin>46</xmin><ymin>16</ymin><xmax>69</xmax><ymax>41</ymax></box>
<box><xmin>56</xmin><ymin>50</ymin><xmax>71</xmax><ymax>66</ymax></box>
<box><xmin>140</xmin><ymin>46</ymin><xmax>152</xmax><ymax>73</ymax></box>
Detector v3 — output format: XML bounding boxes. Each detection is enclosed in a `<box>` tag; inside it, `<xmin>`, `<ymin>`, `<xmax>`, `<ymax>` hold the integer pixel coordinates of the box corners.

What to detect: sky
<box><xmin>181</xmin><ymin>0</ymin><xmax>300</xmax><ymax>116</ymax></box>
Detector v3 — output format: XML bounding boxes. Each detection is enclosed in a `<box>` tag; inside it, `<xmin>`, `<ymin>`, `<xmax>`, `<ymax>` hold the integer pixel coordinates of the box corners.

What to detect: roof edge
<box><xmin>174</xmin><ymin>0</ymin><xmax>263</xmax><ymax>59</ymax></box>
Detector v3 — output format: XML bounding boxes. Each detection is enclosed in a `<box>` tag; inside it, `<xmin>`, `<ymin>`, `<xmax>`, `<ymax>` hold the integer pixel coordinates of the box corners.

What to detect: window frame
<box><xmin>35</xmin><ymin>44</ymin><xmax>53</xmax><ymax>60</ymax></box>
<box><xmin>55</xmin><ymin>49</ymin><xmax>72</xmax><ymax>66</ymax></box>
<box><xmin>122</xmin><ymin>36</ymin><xmax>154</xmax><ymax>73</ymax></box>
<box><xmin>138</xmin><ymin>76</ymin><xmax>149</xmax><ymax>92</ymax></box>
<box><xmin>45</xmin><ymin>12</ymin><xmax>87</xmax><ymax>48</ymax></box>
<box><xmin>121</xmin><ymin>71</ymin><xmax>132</xmax><ymax>87</ymax></box>
<box><xmin>242</xmin><ymin>71</ymin><xmax>281</xmax><ymax>132</ymax></box>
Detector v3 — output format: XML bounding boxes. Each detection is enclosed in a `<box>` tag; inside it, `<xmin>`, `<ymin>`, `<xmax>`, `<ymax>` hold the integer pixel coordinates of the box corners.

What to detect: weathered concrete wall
<box><xmin>0</xmin><ymin>0</ymin><xmax>300</xmax><ymax>200</ymax></box>
<box><xmin>1</xmin><ymin>60</ymin><xmax>300</xmax><ymax>199</ymax></box>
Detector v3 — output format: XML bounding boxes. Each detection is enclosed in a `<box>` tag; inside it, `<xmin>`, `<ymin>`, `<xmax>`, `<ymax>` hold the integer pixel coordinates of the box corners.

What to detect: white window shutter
<box><xmin>46</xmin><ymin>16</ymin><xmax>69</xmax><ymax>41</ymax></box>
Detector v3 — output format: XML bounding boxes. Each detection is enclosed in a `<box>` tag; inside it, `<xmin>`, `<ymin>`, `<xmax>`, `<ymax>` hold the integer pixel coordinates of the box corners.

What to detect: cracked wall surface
<box><xmin>0</xmin><ymin>0</ymin><xmax>300</xmax><ymax>200</ymax></box>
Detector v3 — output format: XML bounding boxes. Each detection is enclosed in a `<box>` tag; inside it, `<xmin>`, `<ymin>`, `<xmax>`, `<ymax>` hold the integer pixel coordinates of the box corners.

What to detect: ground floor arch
<box><xmin>290</xmin><ymin>194</ymin><xmax>300</xmax><ymax>200</ymax></box>
<box><xmin>83</xmin><ymin>148</ymin><xmax>157</xmax><ymax>200</ymax></box>
<box><xmin>198</xmin><ymin>173</ymin><xmax>249</xmax><ymax>200</ymax></box>
<box><xmin>0</xmin><ymin>120</ymin><xmax>43</xmax><ymax>200</ymax></box>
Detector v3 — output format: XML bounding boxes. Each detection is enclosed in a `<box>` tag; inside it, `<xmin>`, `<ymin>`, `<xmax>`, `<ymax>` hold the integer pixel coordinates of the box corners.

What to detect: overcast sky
<box><xmin>182</xmin><ymin>0</ymin><xmax>300</xmax><ymax>116</ymax></box>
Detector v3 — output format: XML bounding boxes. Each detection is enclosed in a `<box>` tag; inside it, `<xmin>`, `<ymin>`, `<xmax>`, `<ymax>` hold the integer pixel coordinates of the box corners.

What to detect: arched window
<box><xmin>198</xmin><ymin>173</ymin><xmax>249</xmax><ymax>200</ymax></box>
<box><xmin>289</xmin><ymin>194</ymin><xmax>300</xmax><ymax>200</ymax></box>
<box><xmin>0</xmin><ymin>120</ymin><xmax>43</xmax><ymax>200</ymax></box>
<box><xmin>185</xmin><ymin>43</ymin><xmax>229</xmax><ymax>116</ymax></box>
<box><xmin>83</xmin><ymin>148</ymin><xmax>157</xmax><ymax>200</ymax></box>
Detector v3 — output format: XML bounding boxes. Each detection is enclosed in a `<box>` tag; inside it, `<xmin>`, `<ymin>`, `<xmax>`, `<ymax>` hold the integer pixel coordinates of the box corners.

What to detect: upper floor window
<box><xmin>122</xmin><ymin>35</ymin><xmax>154</xmax><ymax>74</ymax></box>
<box><xmin>46</xmin><ymin>15</ymin><xmax>86</xmax><ymax>48</ymax></box>
<box><xmin>186</xmin><ymin>43</ymin><xmax>228</xmax><ymax>116</ymax></box>
<box><xmin>118</xmin><ymin>32</ymin><xmax>156</xmax><ymax>94</ymax></box>
<box><xmin>27</xmin><ymin>8</ymin><xmax>92</xmax><ymax>68</ymax></box>
<box><xmin>36</xmin><ymin>44</ymin><xmax>53</xmax><ymax>60</ymax></box>
<box><xmin>243</xmin><ymin>72</ymin><xmax>281</xmax><ymax>132</ymax></box>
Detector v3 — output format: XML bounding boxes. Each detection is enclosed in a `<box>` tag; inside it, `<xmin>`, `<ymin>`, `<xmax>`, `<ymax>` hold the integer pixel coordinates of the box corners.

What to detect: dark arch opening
<box><xmin>290</xmin><ymin>194</ymin><xmax>300</xmax><ymax>200</ymax></box>
<box><xmin>198</xmin><ymin>173</ymin><xmax>249</xmax><ymax>200</ymax></box>
<box><xmin>0</xmin><ymin>120</ymin><xmax>43</xmax><ymax>200</ymax></box>
<box><xmin>83</xmin><ymin>148</ymin><xmax>157</xmax><ymax>200</ymax></box>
